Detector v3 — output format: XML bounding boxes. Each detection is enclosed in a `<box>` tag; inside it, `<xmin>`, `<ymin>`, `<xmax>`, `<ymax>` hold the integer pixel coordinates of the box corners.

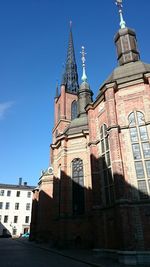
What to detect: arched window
<box><xmin>100</xmin><ymin>124</ymin><xmax>114</xmax><ymax>205</ymax></box>
<box><xmin>71</xmin><ymin>101</ymin><xmax>77</xmax><ymax>120</ymax></box>
<box><xmin>72</xmin><ymin>158</ymin><xmax>84</xmax><ymax>215</ymax></box>
<box><xmin>58</xmin><ymin>104</ymin><xmax>60</xmax><ymax>122</ymax></box>
<box><xmin>129</xmin><ymin>111</ymin><xmax>150</xmax><ymax>199</ymax></box>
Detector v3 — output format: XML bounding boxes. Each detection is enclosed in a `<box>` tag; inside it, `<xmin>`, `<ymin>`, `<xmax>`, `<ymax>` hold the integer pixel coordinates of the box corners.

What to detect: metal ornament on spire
<box><xmin>80</xmin><ymin>46</ymin><xmax>87</xmax><ymax>82</ymax></box>
<box><xmin>115</xmin><ymin>0</ymin><xmax>126</xmax><ymax>29</ymax></box>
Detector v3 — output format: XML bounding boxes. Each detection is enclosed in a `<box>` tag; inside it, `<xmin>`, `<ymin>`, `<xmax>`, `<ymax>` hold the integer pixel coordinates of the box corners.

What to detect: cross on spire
<box><xmin>80</xmin><ymin>46</ymin><xmax>87</xmax><ymax>82</ymax></box>
<box><xmin>115</xmin><ymin>0</ymin><xmax>126</xmax><ymax>29</ymax></box>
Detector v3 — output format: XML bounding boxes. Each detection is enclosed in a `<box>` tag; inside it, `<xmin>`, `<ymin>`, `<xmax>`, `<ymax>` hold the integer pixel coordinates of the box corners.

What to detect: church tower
<box><xmin>52</xmin><ymin>25</ymin><xmax>79</xmax><ymax>143</ymax></box>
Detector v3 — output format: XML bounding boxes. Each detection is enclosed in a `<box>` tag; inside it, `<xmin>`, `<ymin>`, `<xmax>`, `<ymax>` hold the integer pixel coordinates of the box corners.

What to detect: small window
<box><xmin>26</xmin><ymin>203</ymin><xmax>30</xmax><ymax>210</ymax></box>
<box><xmin>27</xmin><ymin>192</ymin><xmax>31</xmax><ymax>198</ymax></box>
<box><xmin>16</xmin><ymin>191</ymin><xmax>20</xmax><ymax>197</ymax></box>
<box><xmin>14</xmin><ymin>216</ymin><xmax>18</xmax><ymax>223</ymax></box>
<box><xmin>25</xmin><ymin>216</ymin><xmax>29</xmax><ymax>224</ymax></box>
<box><xmin>15</xmin><ymin>203</ymin><xmax>19</xmax><ymax>210</ymax></box>
<box><xmin>12</xmin><ymin>228</ymin><xmax>17</xmax><ymax>235</ymax></box>
<box><xmin>0</xmin><ymin>202</ymin><xmax>3</xmax><ymax>209</ymax></box>
<box><xmin>4</xmin><ymin>215</ymin><xmax>8</xmax><ymax>223</ymax></box>
<box><xmin>0</xmin><ymin>190</ymin><xmax>4</xmax><ymax>196</ymax></box>
<box><xmin>7</xmin><ymin>190</ymin><xmax>11</xmax><ymax>196</ymax></box>
<box><xmin>5</xmin><ymin>202</ymin><xmax>10</xmax><ymax>210</ymax></box>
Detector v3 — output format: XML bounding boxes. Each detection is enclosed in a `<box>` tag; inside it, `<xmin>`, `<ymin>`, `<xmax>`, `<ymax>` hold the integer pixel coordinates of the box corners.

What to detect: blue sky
<box><xmin>0</xmin><ymin>0</ymin><xmax>150</xmax><ymax>186</ymax></box>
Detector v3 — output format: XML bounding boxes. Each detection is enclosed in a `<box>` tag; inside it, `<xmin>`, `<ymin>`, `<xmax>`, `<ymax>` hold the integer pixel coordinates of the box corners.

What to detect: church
<box><xmin>30</xmin><ymin>1</ymin><xmax>150</xmax><ymax>265</ymax></box>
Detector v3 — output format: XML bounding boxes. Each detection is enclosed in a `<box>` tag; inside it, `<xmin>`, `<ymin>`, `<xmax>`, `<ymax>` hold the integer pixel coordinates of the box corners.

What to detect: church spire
<box><xmin>114</xmin><ymin>0</ymin><xmax>140</xmax><ymax>66</ymax></box>
<box><xmin>62</xmin><ymin>22</ymin><xmax>79</xmax><ymax>92</ymax></box>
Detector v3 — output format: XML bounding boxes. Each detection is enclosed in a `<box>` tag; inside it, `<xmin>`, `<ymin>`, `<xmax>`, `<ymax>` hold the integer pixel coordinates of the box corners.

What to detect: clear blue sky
<box><xmin>0</xmin><ymin>0</ymin><xmax>150</xmax><ymax>186</ymax></box>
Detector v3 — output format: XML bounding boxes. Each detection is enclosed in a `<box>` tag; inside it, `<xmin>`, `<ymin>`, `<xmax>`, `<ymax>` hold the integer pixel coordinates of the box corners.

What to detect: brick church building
<box><xmin>30</xmin><ymin>2</ymin><xmax>150</xmax><ymax>265</ymax></box>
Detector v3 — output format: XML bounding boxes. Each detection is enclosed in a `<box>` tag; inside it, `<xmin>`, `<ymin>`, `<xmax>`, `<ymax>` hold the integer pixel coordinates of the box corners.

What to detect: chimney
<box><xmin>19</xmin><ymin>177</ymin><xmax>22</xmax><ymax>186</ymax></box>
<box><xmin>24</xmin><ymin>182</ymin><xmax>27</xmax><ymax>186</ymax></box>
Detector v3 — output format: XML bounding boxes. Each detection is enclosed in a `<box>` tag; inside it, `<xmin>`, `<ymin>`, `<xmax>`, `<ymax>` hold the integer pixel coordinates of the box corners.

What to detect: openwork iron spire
<box><xmin>62</xmin><ymin>23</ymin><xmax>79</xmax><ymax>92</ymax></box>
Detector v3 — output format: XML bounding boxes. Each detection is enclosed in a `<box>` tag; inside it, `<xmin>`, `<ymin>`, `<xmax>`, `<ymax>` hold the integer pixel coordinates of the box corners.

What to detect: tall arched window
<box><xmin>71</xmin><ymin>101</ymin><xmax>77</xmax><ymax>120</ymax></box>
<box><xmin>129</xmin><ymin>111</ymin><xmax>150</xmax><ymax>199</ymax></box>
<box><xmin>58</xmin><ymin>104</ymin><xmax>60</xmax><ymax>122</ymax></box>
<box><xmin>72</xmin><ymin>158</ymin><xmax>84</xmax><ymax>215</ymax></box>
<box><xmin>100</xmin><ymin>124</ymin><xmax>114</xmax><ymax>205</ymax></box>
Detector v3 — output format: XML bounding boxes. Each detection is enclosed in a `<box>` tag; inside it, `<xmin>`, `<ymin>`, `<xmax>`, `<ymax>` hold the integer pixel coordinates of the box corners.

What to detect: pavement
<box><xmin>16</xmin><ymin>238</ymin><xmax>128</xmax><ymax>267</ymax></box>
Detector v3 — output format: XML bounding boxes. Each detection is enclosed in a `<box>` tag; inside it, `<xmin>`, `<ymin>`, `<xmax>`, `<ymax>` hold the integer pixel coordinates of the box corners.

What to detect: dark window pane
<box><xmin>139</xmin><ymin>126</ymin><xmax>148</xmax><ymax>141</ymax></box>
<box><xmin>101</xmin><ymin>140</ymin><xmax>104</xmax><ymax>153</ymax></box>
<box><xmin>129</xmin><ymin>112</ymin><xmax>135</xmax><ymax>126</ymax></box>
<box><xmin>103</xmin><ymin>169</ymin><xmax>108</xmax><ymax>186</ymax></box>
<box><xmin>109</xmin><ymin>186</ymin><xmax>115</xmax><ymax>203</ymax></box>
<box><xmin>105</xmin><ymin>188</ymin><xmax>109</xmax><ymax>205</ymax></box>
<box><xmin>132</xmin><ymin>144</ymin><xmax>141</xmax><ymax>159</ymax></box>
<box><xmin>7</xmin><ymin>191</ymin><xmax>11</xmax><ymax>196</ymax></box>
<box><xmin>4</xmin><ymin>216</ymin><xmax>8</xmax><ymax>223</ymax></box>
<box><xmin>138</xmin><ymin>180</ymin><xmax>148</xmax><ymax>199</ymax></box>
<box><xmin>79</xmin><ymin>170</ymin><xmax>83</xmax><ymax>177</ymax></box>
<box><xmin>73</xmin><ymin>171</ymin><xmax>78</xmax><ymax>177</ymax></box>
<box><xmin>108</xmin><ymin>168</ymin><xmax>113</xmax><ymax>184</ymax></box>
<box><xmin>135</xmin><ymin>161</ymin><xmax>145</xmax><ymax>178</ymax></box>
<box><xmin>130</xmin><ymin>128</ymin><xmax>138</xmax><ymax>142</ymax></box>
<box><xmin>106</xmin><ymin>152</ymin><xmax>111</xmax><ymax>167</ymax></box>
<box><xmin>145</xmin><ymin>161</ymin><xmax>150</xmax><ymax>177</ymax></box>
<box><xmin>105</xmin><ymin>137</ymin><xmax>109</xmax><ymax>151</ymax></box>
<box><xmin>148</xmin><ymin>180</ymin><xmax>150</xmax><ymax>190</ymax></box>
<box><xmin>137</xmin><ymin>111</ymin><xmax>144</xmax><ymax>125</ymax></box>
<box><xmin>142</xmin><ymin>143</ymin><xmax>150</xmax><ymax>158</ymax></box>
<box><xmin>104</xmin><ymin>124</ymin><xmax>107</xmax><ymax>136</ymax></box>
<box><xmin>100</xmin><ymin>126</ymin><xmax>103</xmax><ymax>139</ymax></box>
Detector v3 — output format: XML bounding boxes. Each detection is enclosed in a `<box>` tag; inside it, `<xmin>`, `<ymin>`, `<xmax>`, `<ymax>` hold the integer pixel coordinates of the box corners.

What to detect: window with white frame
<box><xmin>5</xmin><ymin>202</ymin><xmax>10</xmax><ymax>210</ymax></box>
<box><xmin>26</xmin><ymin>203</ymin><xmax>30</xmax><ymax>210</ymax></box>
<box><xmin>0</xmin><ymin>190</ymin><xmax>4</xmax><ymax>196</ymax></box>
<box><xmin>27</xmin><ymin>192</ymin><xmax>31</xmax><ymax>198</ymax></box>
<box><xmin>14</xmin><ymin>216</ymin><xmax>18</xmax><ymax>223</ymax></box>
<box><xmin>15</xmin><ymin>203</ymin><xmax>19</xmax><ymax>210</ymax></box>
<box><xmin>4</xmin><ymin>215</ymin><xmax>8</xmax><ymax>223</ymax></box>
<box><xmin>129</xmin><ymin>111</ymin><xmax>150</xmax><ymax>199</ymax></box>
<box><xmin>25</xmin><ymin>216</ymin><xmax>29</xmax><ymax>224</ymax></box>
<box><xmin>7</xmin><ymin>190</ymin><xmax>11</xmax><ymax>196</ymax></box>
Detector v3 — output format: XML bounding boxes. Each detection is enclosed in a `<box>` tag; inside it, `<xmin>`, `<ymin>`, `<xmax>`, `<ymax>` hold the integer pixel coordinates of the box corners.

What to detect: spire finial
<box><xmin>80</xmin><ymin>46</ymin><xmax>87</xmax><ymax>82</ymax></box>
<box><xmin>69</xmin><ymin>20</ymin><xmax>72</xmax><ymax>29</ymax></box>
<box><xmin>115</xmin><ymin>0</ymin><xmax>126</xmax><ymax>29</ymax></box>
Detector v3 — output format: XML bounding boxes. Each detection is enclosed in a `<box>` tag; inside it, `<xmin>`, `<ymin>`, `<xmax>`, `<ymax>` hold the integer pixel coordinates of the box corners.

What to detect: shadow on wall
<box><xmin>30</xmin><ymin>154</ymin><xmax>150</xmax><ymax>251</ymax></box>
<box><xmin>0</xmin><ymin>222</ymin><xmax>12</xmax><ymax>237</ymax></box>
